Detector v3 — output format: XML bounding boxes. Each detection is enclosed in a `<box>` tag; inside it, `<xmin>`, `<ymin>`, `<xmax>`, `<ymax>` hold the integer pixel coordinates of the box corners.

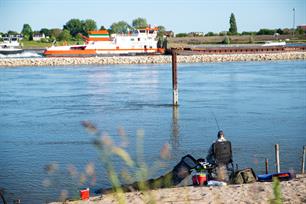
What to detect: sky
<box><xmin>0</xmin><ymin>0</ymin><xmax>305</xmax><ymax>34</ymax></box>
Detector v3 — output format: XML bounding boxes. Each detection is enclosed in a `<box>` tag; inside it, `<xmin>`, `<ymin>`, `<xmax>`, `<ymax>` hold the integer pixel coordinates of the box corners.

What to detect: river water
<box><xmin>0</xmin><ymin>61</ymin><xmax>305</xmax><ymax>203</ymax></box>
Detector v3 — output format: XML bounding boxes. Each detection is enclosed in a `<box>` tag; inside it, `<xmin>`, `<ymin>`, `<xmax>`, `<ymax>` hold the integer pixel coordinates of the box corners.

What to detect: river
<box><xmin>0</xmin><ymin>61</ymin><xmax>305</xmax><ymax>203</ymax></box>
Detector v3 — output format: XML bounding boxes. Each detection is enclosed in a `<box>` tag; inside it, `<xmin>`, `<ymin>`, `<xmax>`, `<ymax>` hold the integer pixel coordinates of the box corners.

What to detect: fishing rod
<box><xmin>210</xmin><ymin>111</ymin><xmax>221</xmax><ymax>131</ymax></box>
<box><xmin>0</xmin><ymin>191</ymin><xmax>7</xmax><ymax>204</ymax></box>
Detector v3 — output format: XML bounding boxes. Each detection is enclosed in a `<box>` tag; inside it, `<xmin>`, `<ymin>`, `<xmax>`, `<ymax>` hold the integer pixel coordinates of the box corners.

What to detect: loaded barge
<box><xmin>43</xmin><ymin>27</ymin><xmax>164</xmax><ymax>57</ymax></box>
<box><xmin>172</xmin><ymin>44</ymin><xmax>306</xmax><ymax>55</ymax></box>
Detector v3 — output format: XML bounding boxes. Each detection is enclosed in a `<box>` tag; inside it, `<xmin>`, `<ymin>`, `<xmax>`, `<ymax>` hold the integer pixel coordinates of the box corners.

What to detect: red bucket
<box><xmin>80</xmin><ymin>188</ymin><xmax>90</xmax><ymax>200</ymax></box>
<box><xmin>192</xmin><ymin>173</ymin><xmax>207</xmax><ymax>186</ymax></box>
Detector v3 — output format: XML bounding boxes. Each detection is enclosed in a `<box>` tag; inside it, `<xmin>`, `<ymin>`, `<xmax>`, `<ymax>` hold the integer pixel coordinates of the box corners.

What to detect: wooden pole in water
<box><xmin>265</xmin><ymin>158</ymin><xmax>269</xmax><ymax>174</ymax></box>
<box><xmin>302</xmin><ymin>145</ymin><xmax>306</xmax><ymax>174</ymax></box>
<box><xmin>171</xmin><ymin>48</ymin><xmax>178</xmax><ymax>106</ymax></box>
<box><xmin>275</xmin><ymin>144</ymin><xmax>280</xmax><ymax>173</ymax></box>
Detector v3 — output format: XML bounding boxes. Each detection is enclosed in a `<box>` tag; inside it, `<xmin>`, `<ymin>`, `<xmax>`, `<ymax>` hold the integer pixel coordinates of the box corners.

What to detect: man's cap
<box><xmin>217</xmin><ymin>130</ymin><xmax>224</xmax><ymax>138</ymax></box>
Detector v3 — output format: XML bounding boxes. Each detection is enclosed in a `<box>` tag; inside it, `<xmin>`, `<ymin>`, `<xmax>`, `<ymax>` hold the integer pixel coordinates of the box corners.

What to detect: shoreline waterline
<box><xmin>0</xmin><ymin>52</ymin><xmax>306</xmax><ymax>67</ymax></box>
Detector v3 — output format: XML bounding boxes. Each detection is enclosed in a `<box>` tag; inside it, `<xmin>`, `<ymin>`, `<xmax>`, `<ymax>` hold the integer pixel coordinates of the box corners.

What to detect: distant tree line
<box><xmin>1</xmin><ymin>14</ymin><xmax>305</xmax><ymax>42</ymax></box>
<box><xmin>175</xmin><ymin>13</ymin><xmax>305</xmax><ymax>38</ymax></box>
<box><xmin>175</xmin><ymin>27</ymin><xmax>305</xmax><ymax>38</ymax></box>
<box><xmin>0</xmin><ymin>17</ymin><xmax>167</xmax><ymax>43</ymax></box>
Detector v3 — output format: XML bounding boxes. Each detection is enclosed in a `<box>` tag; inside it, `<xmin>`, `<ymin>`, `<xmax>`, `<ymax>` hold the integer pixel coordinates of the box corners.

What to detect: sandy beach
<box><xmin>0</xmin><ymin>52</ymin><xmax>306</xmax><ymax>67</ymax></box>
<box><xmin>49</xmin><ymin>174</ymin><xmax>306</xmax><ymax>204</ymax></box>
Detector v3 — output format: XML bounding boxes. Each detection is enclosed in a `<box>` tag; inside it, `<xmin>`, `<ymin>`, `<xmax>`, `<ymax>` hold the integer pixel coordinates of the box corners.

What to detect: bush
<box><xmin>241</xmin><ymin>31</ymin><xmax>256</xmax><ymax>35</ymax></box>
<box><xmin>223</xmin><ymin>36</ymin><xmax>230</xmax><ymax>44</ymax></box>
<box><xmin>296</xmin><ymin>28</ymin><xmax>305</xmax><ymax>35</ymax></box>
<box><xmin>40</xmin><ymin>38</ymin><xmax>49</xmax><ymax>43</ymax></box>
<box><xmin>257</xmin><ymin>28</ymin><xmax>276</xmax><ymax>35</ymax></box>
<box><xmin>175</xmin><ymin>33</ymin><xmax>188</xmax><ymax>37</ymax></box>
<box><xmin>58</xmin><ymin>29</ymin><xmax>72</xmax><ymax>41</ymax></box>
<box><xmin>206</xmin><ymin>32</ymin><xmax>216</xmax><ymax>36</ymax></box>
<box><xmin>219</xmin><ymin>32</ymin><xmax>227</xmax><ymax>36</ymax></box>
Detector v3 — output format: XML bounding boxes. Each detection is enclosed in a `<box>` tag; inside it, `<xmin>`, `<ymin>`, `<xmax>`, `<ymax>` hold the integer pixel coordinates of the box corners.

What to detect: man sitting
<box><xmin>206</xmin><ymin>130</ymin><xmax>233</xmax><ymax>180</ymax></box>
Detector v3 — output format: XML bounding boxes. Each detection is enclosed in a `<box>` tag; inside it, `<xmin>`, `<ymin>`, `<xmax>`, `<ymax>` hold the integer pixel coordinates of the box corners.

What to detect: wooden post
<box><xmin>265</xmin><ymin>158</ymin><xmax>269</xmax><ymax>174</ymax></box>
<box><xmin>171</xmin><ymin>48</ymin><xmax>178</xmax><ymax>106</ymax></box>
<box><xmin>302</xmin><ymin>145</ymin><xmax>306</xmax><ymax>174</ymax></box>
<box><xmin>275</xmin><ymin>144</ymin><xmax>280</xmax><ymax>173</ymax></box>
<box><xmin>171</xmin><ymin>106</ymin><xmax>179</xmax><ymax>149</ymax></box>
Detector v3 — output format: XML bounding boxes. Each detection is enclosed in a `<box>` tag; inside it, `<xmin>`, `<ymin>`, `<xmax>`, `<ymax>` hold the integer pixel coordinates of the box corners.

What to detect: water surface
<box><xmin>0</xmin><ymin>61</ymin><xmax>305</xmax><ymax>203</ymax></box>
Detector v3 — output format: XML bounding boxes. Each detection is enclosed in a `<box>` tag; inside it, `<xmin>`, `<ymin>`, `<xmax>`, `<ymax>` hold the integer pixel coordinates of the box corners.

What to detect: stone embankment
<box><xmin>1</xmin><ymin>52</ymin><xmax>306</xmax><ymax>67</ymax></box>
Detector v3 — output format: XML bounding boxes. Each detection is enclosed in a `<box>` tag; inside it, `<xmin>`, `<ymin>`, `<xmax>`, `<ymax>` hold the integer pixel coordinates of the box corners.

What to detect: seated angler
<box><xmin>206</xmin><ymin>130</ymin><xmax>233</xmax><ymax>180</ymax></box>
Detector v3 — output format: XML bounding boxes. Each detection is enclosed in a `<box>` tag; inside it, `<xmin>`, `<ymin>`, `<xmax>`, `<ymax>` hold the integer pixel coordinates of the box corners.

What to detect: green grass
<box><xmin>20</xmin><ymin>40</ymin><xmax>85</xmax><ymax>49</ymax></box>
<box><xmin>20</xmin><ymin>40</ymin><xmax>52</xmax><ymax>48</ymax></box>
<box><xmin>270</xmin><ymin>177</ymin><xmax>282</xmax><ymax>204</ymax></box>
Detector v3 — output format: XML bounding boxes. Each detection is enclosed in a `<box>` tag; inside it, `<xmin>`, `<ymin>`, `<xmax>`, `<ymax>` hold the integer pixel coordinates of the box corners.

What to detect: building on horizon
<box><xmin>188</xmin><ymin>32</ymin><xmax>205</xmax><ymax>37</ymax></box>
<box><xmin>33</xmin><ymin>33</ymin><xmax>46</xmax><ymax>41</ymax></box>
<box><xmin>297</xmin><ymin>25</ymin><xmax>306</xmax><ymax>32</ymax></box>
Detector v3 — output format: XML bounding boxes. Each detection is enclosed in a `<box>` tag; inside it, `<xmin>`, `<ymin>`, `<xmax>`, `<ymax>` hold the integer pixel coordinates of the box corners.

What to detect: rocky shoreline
<box><xmin>0</xmin><ymin>52</ymin><xmax>306</xmax><ymax>67</ymax></box>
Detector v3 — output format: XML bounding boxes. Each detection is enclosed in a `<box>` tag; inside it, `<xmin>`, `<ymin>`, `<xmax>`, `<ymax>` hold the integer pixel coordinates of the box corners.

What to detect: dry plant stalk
<box><xmin>82</xmin><ymin>121</ymin><xmax>173</xmax><ymax>204</ymax></box>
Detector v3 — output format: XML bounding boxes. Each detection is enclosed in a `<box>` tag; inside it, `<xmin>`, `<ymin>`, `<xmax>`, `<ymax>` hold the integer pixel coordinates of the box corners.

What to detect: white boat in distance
<box><xmin>262</xmin><ymin>41</ymin><xmax>286</xmax><ymax>46</ymax></box>
<box><xmin>0</xmin><ymin>36</ymin><xmax>23</xmax><ymax>55</ymax></box>
<box><xmin>44</xmin><ymin>27</ymin><xmax>164</xmax><ymax>57</ymax></box>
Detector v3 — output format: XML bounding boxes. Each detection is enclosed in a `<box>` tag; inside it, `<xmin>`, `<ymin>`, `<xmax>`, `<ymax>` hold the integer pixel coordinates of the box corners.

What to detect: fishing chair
<box><xmin>213</xmin><ymin>141</ymin><xmax>235</xmax><ymax>180</ymax></box>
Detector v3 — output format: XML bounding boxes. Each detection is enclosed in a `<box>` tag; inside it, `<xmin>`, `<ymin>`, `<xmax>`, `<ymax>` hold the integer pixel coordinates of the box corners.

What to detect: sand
<box><xmin>50</xmin><ymin>174</ymin><xmax>306</xmax><ymax>204</ymax></box>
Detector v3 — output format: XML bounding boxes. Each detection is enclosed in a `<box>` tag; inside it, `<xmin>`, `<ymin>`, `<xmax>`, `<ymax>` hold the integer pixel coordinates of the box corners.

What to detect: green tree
<box><xmin>229</xmin><ymin>13</ymin><xmax>238</xmax><ymax>35</ymax></box>
<box><xmin>157</xmin><ymin>25</ymin><xmax>166</xmax><ymax>38</ymax></box>
<box><xmin>58</xmin><ymin>29</ymin><xmax>72</xmax><ymax>41</ymax></box>
<box><xmin>40</xmin><ymin>28</ymin><xmax>51</xmax><ymax>37</ymax></box>
<box><xmin>75</xmin><ymin>33</ymin><xmax>85</xmax><ymax>43</ymax></box>
<box><xmin>100</xmin><ymin>25</ymin><xmax>107</xmax><ymax>30</ymax></box>
<box><xmin>21</xmin><ymin>24</ymin><xmax>33</xmax><ymax>40</ymax></box>
<box><xmin>132</xmin><ymin>17</ymin><xmax>148</xmax><ymax>29</ymax></box>
<box><xmin>50</xmin><ymin>28</ymin><xmax>62</xmax><ymax>40</ymax></box>
<box><xmin>219</xmin><ymin>31</ymin><xmax>227</xmax><ymax>36</ymax></box>
<box><xmin>82</xmin><ymin>19</ymin><xmax>97</xmax><ymax>36</ymax></box>
<box><xmin>257</xmin><ymin>28</ymin><xmax>275</xmax><ymax>35</ymax></box>
<box><xmin>276</xmin><ymin>28</ymin><xmax>284</xmax><ymax>35</ymax></box>
<box><xmin>7</xmin><ymin>30</ymin><xmax>19</xmax><ymax>35</ymax></box>
<box><xmin>110</xmin><ymin>21</ymin><xmax>131</xmax><ymax>34</ymax></box>
<box><xmin>206</xmin><ymin>32</ymin><xmax>216</xmax><ymax>36</ymax></box>
<box><xmin>64</xmin><ymin>19</ymin><xmax>83</xmax><ymax>37</ymax></box>
<box><xmin>176</xmin><ymin>33</ymin><xmax>188</xmax><ymax>37</ymax></box>
<box><xmin>296</xmin><ymin>28</ymin><xmax>305</xmax><ymax>35</ymax></box>
<box><xmin>241</xmin><ymin>31</ymin><xmax>256</xmax><ymax>35</ymax></box>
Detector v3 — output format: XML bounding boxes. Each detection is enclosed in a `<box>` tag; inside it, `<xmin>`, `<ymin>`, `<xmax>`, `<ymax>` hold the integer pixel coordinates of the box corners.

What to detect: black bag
<box><xmin>149</xmin><ymin>154</ymin><xmax>198</xmax><ymax>188</ymax></box>
<box><xmin>232</xmin><ymin>168</ymin><xmax>257</xmax><ymax>184</ymax></box>
<box><xmin>171</xmin><ymin>154</ymin><xmax>198</xmax><ymax>185</ymax></box>
<box><xmin>133</xmin><ymin>154</ymin><xmax>198</xmax><ymax>189</ymax></box>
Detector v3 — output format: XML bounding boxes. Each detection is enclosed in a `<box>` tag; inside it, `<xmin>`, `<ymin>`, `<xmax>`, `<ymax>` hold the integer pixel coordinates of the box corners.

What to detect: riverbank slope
<box><xmin>1</xmin><ymin>52</ymin><xmax>306</xmax><ymax>67</ymax></box>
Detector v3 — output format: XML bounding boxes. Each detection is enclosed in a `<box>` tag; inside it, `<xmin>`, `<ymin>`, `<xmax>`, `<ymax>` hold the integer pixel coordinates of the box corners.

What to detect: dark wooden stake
<box><xmin>275</xmin><ymin>144</ymin><xmax>280</xmax><ymax>173</ymax></box>
<box><xmin>171</xmin><ymin>48</ymin><xmax>178</xmax><ymax>106</ymax></box>
<box><xmin>265</xmin><ymin>158</ymin><xmax>269</xmax><ymax>174</ymax></box>
<box><xmin>302</xmin><ymin>145</ymin><xmax>306</xmax><ymax>174</ymax></box>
